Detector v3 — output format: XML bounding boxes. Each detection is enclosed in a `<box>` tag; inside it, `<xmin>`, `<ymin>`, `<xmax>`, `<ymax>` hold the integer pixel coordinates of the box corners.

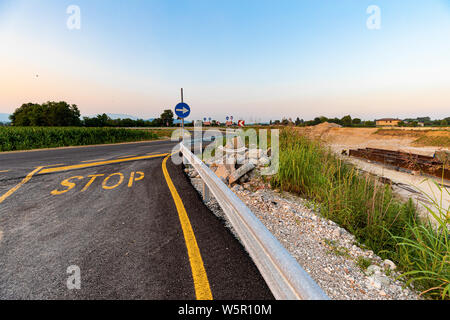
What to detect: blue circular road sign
<box><xmin>175</xmin><ymin>103</ymin><xmax>191</xmax><ymax>119</ymax></box>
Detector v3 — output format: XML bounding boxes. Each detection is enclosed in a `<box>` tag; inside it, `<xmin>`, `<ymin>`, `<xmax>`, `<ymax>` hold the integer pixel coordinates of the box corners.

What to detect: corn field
<box><xmin>0</xmin><ymin>127</ymin><xmax>159</xmax><ymax>152</ymax></box>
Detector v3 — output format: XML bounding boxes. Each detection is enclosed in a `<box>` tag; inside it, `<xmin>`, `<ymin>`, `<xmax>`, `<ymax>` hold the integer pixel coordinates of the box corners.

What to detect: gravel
<box><xmin>184</xmin><ymin>166</ymin><xmax>422</xmax><ymax>300</ymax></box>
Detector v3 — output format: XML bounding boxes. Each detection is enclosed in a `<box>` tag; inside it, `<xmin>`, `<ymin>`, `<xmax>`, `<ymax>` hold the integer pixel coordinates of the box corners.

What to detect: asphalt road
<box><xmin>0</xmin><ymin>139</ymin><xmax>273</xmax><ymax>300</ymax></box>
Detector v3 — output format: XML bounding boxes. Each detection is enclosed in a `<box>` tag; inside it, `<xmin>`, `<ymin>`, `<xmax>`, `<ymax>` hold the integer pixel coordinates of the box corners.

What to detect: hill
<box><xmin>0</xmin><ymin>113</ymin><xmax>11</xmax><ymax>123</ymax></box>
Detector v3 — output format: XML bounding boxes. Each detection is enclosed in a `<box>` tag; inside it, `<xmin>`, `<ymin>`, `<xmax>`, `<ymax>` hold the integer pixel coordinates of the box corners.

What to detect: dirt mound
<box><xmin>315</xmin><ymin>122</ymin><xmax>343</xmax><ymax>129</ymax></box>
<box><xmin>306</xmin><ymin>122</ymin><xmax>343</xmax><ymax>137</ymax></box>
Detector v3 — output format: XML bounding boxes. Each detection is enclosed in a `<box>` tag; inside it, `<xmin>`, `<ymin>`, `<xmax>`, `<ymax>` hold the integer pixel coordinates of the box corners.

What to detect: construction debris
<box><xmin>435</xmin><ymin>150</ymin><xmax>450</xmax><ymax>164</ymax></box>
<box><xmin>229</xmin><ymin>163</ymin><xmax>256</xmax><ymax>185</ymax></box>
<box><xmin>348</xmin><ymin>147</ymin><xmax>449</xmax><ymax>181</ymax></box>
<box><xmin>204</xmin><ymin>136</ymin><xmax>272</xmax><ymax>186</ymax></box>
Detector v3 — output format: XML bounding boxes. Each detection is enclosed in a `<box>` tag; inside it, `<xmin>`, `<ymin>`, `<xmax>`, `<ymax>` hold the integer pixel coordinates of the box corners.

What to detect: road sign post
<box><xmin>181</xmin><ymin>89</ymin><xmax>184</xmax><ymax>131</ymax></box>
<box><xmin>175</xmin><ymin>88</ymin><xmax>191</xmax><ymax>138</ymax></box>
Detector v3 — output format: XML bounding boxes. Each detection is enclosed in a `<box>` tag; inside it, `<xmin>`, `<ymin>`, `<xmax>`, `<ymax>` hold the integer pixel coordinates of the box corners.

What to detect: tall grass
<box><xmin>391</xmin><ymin>181</ymin><xmax>449</xmax><ymax>299</ymax></box>
<box><xmin>271</xmin><ymin>128</ymin><xmax>449</xmax><ymax>299</ymax></box>
<box><xmin>0</xmin><ymin>127</ymin><xmax>159</xmax><ymax>152</ymax></box>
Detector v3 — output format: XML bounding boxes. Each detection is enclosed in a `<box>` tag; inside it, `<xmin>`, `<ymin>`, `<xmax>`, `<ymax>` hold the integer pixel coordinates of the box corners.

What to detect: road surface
<box><xmin>0</xmin><ymin>140</ymin><xmax>273</xmax><ymax>300</ymax></box>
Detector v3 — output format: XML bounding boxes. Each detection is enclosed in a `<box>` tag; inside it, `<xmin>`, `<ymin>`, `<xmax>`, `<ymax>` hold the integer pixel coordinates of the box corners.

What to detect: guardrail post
<box><xmin>202</xmin><ymin>181</ymin><xmax>210</xmax><ymax>202</ymax></box>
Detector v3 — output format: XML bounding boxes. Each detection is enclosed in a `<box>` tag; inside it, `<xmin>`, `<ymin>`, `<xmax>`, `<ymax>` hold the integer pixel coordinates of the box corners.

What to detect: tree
<box><xmin>319</xmin><ymin>116</ymin><xmax>328</xmax><ymax>123</ymax></box>
<box><xmin>83</xmin><ymin>113</ymin><xmax>110</xmax><ymax>127</ymax></box>
<box><xmin>329</xmin><ymin>118</ymin><xmax>341</xmax><ymax>125</ymax></box>
<box><xmin>295</xmin><ymin>117</ymin><xmax>304</xmax><ymax>126</ymax></box>
<box><xmin>312</xmin><ymin>117</ymin><xmax>321</xmax><ymax>125</ymax></box>
<box><xmin>364</xmin><ymin>120</ymin><xmax>376</xmax><ymax>127</ymax></box>
<box><xmin>352</xmin><ymin>118</ymin><xmax>362</xmax><ymax>125</ymax></box>
<box><xmin>160</xmin><ymin>110</ymin><xmax>174</xmax><ymax>127</ymax></box>
<box><xmin>341</xmin><ymin>115</ymin><xmax>352</xmax><ymax>127</ymax></box>
<box><xmin>10</xmin><ymin>101</ymin><xmax>81</xmax><ymax>126</ymax></box>
<box><xmin>45</xmin><ymin>101</ymin><xmax>81</xmax><ymax>126</ymax></box>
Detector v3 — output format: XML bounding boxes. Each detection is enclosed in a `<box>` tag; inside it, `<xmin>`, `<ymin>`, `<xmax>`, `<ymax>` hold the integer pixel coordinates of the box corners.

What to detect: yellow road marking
<box><xmin>0</xmin><ymin>170</ymin><xmax>10</xmax><ymax>173</ymax></box>
<box><xmin>51</xmin><ymin>176</ymin><xmax>84</xmax><ymax>195</ymax></box>
<box><xmin>102</xmin><ymin>173</ymin><xmax>124</xmax><ymax>190</ymax></box>
<box><xmin>81</xmin><ymin>174</ymin><xmax>104</xmax><ymax>192</ymax></box>
<box><xmin>162</xmin><ymin>154</ymin><xmax>213</xmax><ymax>300</ymax></box>
<box><xmin>38</xmin><ymin>154</ymin><xmax>168</xmax><ymax>174</ymax></box>
<box><xmin>128</xmin><ymin>172</ymin><xmax>144</xmax><ymax>187</ymax></box>
<box><xmin>0</xmin><ymin>167</ymin><xmax>43</xmax><ymax>204</ymax></box>
<box><xmin>81</xmin><ymin>159</ymin><xmax>106</xmax><ymax>163</ymax></box>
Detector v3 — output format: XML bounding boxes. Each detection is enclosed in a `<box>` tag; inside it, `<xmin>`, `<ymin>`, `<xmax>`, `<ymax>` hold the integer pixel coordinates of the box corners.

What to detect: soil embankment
<box><xmin>296</xmin><ymin>124</ymin><xmax>450</xmax><ymax>156</ymax></box>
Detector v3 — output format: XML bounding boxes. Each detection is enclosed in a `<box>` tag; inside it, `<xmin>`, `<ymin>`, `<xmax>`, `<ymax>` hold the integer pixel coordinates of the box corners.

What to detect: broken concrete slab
<box><xmin>229</xmin><ymin>163</ymin><xmax>256</xmax><ymax>185</ymax></box>
<box><xmin>258</xmin><ymin>156</ymin><xmax>271</xmax><ymax>166</ymax></box>
<box><xmin>214</xmin><ymin>165</ymin><xmax>231</xmax><ymax>182</ymax></box>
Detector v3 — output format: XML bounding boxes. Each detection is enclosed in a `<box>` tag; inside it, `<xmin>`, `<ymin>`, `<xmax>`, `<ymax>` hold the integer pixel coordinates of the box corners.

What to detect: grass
<box><xmin>0</xmin><ymin>127</ymin><xmax>161</xmax><ymax>152</ymax></box>
<box><xmin>271</xmin><ymin>128</ymin><xmax>449</xmax><ymax>299</ymax></box>
<box><xmin>389</xmin><ymin>181</ymin><xmax>449</xmax><ymax>299</ymax></box>
<box><xmin>356</xmin><ymin>256</ymin><xmax>373</xmax><ymax>271</ymax></box>
<box><xmin>324</xmin><ymin>239</ymin><xmax>351</xmax><ymax>259</ymax></box>
<box><xmin>414</xmin><ymin>135</ymin><xmax>450</xmax><ymax>148</ymax></box>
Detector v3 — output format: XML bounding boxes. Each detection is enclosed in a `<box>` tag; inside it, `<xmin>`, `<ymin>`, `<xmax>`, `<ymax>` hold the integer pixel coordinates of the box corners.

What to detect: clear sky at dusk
<box><xmin>1</xmin><ymin>0</ymin><xmax>449</xmax><ymax>122</ymax></box>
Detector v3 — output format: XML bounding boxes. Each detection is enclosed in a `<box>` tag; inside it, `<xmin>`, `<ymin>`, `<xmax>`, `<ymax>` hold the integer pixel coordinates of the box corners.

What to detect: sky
<box><xmin>0</xmin><ymin>0</ymin><xmax>449</xmax><ymax>122</ymax></box>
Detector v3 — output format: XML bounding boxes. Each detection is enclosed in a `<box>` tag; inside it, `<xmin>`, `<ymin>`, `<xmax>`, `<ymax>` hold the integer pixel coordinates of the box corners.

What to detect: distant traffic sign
<box><xmin>175</xmin><ymin>103</ymin><xmax>191</xmax><ymax>119</ymax></box>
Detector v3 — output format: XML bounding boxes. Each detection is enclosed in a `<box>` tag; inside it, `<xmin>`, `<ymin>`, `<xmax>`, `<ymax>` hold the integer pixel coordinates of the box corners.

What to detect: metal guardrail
<box><xmin>179</xmin><ymin>143</ymin><xmax>329</xmax><ymax>300</ymax></box>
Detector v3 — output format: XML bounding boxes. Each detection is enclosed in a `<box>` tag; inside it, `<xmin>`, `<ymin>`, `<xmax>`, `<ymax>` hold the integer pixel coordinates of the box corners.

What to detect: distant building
<box><xmin>376</xmin><ymin>118</ymin><xmax>401</xmax><ymax>127</ymax></box>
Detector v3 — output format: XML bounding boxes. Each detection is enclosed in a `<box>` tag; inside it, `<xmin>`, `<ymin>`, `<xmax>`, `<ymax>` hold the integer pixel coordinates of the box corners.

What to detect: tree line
<box><xmin>270</xmin><ymin>115</ymin><xmax>375</xmax><ymax>127</ymax></box>
<box><xmin>400</xmin><ymin>117</ymin><xmax>449</xmax><ymax>127</ymax></box>
<box><xmin>269</xmin><ymin>115</ymin><xmax>450</xmax><ymax>127</ymax></box>
<box><xmin>8</xmin><ymin>102</ymin><xmax>181</xmax><ymax>127</ymax></box>
<box><xmin>6</xmin><ymin>102</ymin><xmax>449</xmax><ymax>128</ymax></box>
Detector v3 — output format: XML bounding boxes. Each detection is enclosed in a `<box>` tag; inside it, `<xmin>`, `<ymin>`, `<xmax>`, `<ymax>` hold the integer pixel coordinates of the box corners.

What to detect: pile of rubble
<box><xmin>202</xmin><ymin>136</ymin><xmax>272</xmax><ymax>185</ymax></box>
